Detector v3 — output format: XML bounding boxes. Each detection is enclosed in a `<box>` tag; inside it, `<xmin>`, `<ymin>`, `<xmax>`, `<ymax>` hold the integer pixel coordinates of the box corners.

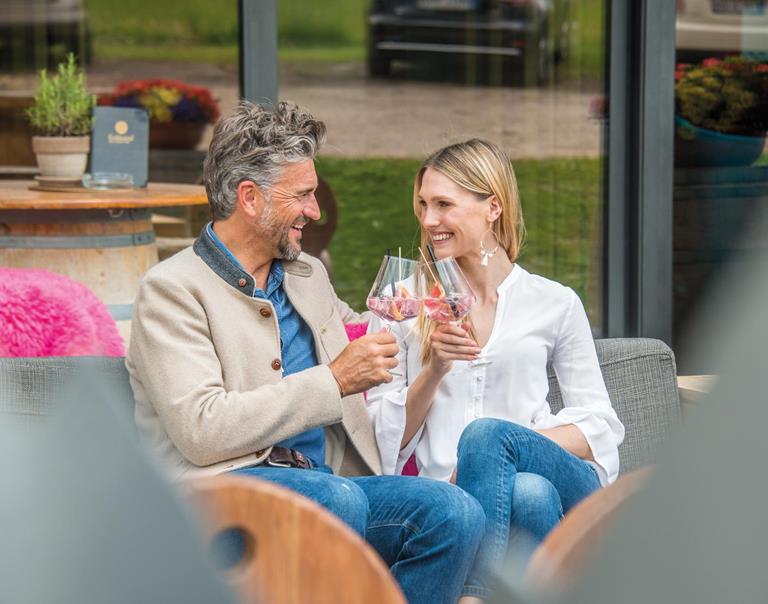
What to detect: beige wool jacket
<box><xmin>126</xmin><ymin>243</ymin><xmax>382</xmax><ymax>480</ymax></box>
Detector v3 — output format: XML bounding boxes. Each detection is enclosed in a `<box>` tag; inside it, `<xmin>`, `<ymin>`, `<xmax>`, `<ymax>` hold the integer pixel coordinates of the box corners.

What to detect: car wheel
<box><xmin>368</xmin><ymin>52</ymin><xmax>391</xmax><ymax>78</ymax></box>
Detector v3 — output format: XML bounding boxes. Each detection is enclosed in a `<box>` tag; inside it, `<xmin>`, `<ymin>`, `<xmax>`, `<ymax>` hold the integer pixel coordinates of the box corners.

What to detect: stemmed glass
<box><xmin>417</xmin><ymin>256</ymin><xmax>477</xmax><ymax>325</ymax></box>
<box><xmin>366</xmin><ymin>255</ymin><xmax>422</xmax><ymax>330</ymax></box>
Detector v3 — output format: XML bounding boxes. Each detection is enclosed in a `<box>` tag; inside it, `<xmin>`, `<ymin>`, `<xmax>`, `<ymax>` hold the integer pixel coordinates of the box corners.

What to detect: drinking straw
<box><xmin>419</xmin><ymin>246</ymin><xmax>439</xmax><ymax>284</ymax></box>
<box><xmin>427</xmin><ymin>244</ymin><xmax>448</xmax><ymax>285</ymax></box>
<box><xmin>427</xmin><ymin>245</ymin><xmax>458</xmax><ymax>318</ymax></box>
<box><xmin>426</xmin><ymin>244</ymin><xmax>438</xmax><ymax>264</ymax></box>
<box><xmin>386</xmin><ymin>248</ymin><xmax>396</xmax><ymax>296</ymax></box>
<box><xmin>398</xmin><ymin>246</ymin><xmax>402</xmax><ymax>284</ymax></box>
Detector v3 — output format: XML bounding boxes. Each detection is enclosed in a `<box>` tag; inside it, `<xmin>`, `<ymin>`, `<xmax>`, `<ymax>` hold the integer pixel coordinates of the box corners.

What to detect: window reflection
<box><xmin>673</xmin><ymin>0</ymin><xmax>768</xmax><ymax>370</ymax></box>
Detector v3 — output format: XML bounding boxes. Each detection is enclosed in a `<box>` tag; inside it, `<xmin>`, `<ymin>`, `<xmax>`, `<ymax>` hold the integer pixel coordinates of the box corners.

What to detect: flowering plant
<box><xmin>99</xmin><ymin>79</ymin><xmax>220</xmax><ymax>124</ymax></box>
<box><xmin>675</xmin><ymin>56</ymin><xmax>768</xmax><ymax>137</ymax></box>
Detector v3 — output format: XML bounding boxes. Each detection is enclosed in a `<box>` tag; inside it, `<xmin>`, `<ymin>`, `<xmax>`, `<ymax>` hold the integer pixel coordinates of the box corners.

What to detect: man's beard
<box><xmin>259</xmin><ymin>205</ymin><xmax>302</xmax><ymax>261</ymax></box>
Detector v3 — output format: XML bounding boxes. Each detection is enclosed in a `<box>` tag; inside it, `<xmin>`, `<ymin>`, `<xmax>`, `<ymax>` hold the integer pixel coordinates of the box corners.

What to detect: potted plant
<box><xmin>98</xmin><ymin>79</ymin><xmax>220</xmax><ymax>150</ymax></box>
<box><xmin>675</xmin><ymin>56</ymin><xmax>768</xmax><ymax>167</ymax></box>
<box><xmin>26</xmin><ymin>53</ymin><xmax>95</xmax><ymax>182</ymax></box>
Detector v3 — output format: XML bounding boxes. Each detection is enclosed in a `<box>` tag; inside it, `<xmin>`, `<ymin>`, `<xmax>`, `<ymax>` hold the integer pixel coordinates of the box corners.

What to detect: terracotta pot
<box><xmin>149</xmin><ymin>121</ymin><xmax>207</xmax><ymax>150</ymax></box>
<box><xmin>31</xmin><ymin>136</ymin><xmax>90</xmax><ymax>178</ymax></box>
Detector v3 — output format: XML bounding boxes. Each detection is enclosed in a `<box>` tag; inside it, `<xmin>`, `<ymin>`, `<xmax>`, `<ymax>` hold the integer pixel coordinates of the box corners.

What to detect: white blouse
<box><xmin>366</xmin><ymin>265</ymin><xmax>625</xmax><ymax>486</ymax></box>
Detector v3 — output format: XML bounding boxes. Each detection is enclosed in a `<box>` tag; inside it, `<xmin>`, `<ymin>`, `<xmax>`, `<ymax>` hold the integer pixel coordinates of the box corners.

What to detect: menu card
<box><xmin>90</xmin><ymin>106</ymin><xmax>149</xmax><ymax>187</ymax></box>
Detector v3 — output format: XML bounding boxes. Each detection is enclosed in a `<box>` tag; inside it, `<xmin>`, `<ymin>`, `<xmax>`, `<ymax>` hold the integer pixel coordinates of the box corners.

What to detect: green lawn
<box><xmin>319</xmin><ymin>156</ymin><xmax>603</xmax><ymax>321</ymax></box>
<box><xmin>85</xmin><ymin>0</ymin><xmax>604</xmax><ymax>79</ymax></box>
<box><xmin>86</xmin><ymin>0</ymin><xmax>368</xmax><ymax>64</ymax></box>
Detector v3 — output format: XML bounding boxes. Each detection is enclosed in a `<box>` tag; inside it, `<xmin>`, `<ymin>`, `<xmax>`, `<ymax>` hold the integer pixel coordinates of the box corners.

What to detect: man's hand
<box><xmin>329</xmin><ymin>331</ymin><xmax>399</xmax><ymax>396</ymax></box>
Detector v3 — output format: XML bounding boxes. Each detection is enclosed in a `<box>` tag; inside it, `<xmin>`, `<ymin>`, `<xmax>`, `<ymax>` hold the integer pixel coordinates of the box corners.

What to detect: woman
<box><xmin>366</xmin><ymin>139</ymin><xmax>625</xmax><ymax>602</ymax></box>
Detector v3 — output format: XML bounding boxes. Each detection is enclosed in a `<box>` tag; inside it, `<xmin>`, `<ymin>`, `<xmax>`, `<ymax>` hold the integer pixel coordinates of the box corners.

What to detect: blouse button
<box><xmin>238</xmin><ymin>278</ymin><xmax>247</xmax><ymax>287</ymax></box>
<box><xmin>259</xmin><ymin>308</ymin><xmax>272</xmax><ymax>318</ymax></box>
<box><xmin>271</xmin><ymin>359</ymin><xmax>282</xmax><ymax>371</ymax></box>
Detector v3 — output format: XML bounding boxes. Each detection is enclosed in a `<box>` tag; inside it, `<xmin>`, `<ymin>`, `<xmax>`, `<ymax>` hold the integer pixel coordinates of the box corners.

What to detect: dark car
<box><xmin>0</xmin><ymin>0</ymin><xmax>91</xmax><ymax>71</ymax></box>
<box><xmin>367</xmin><ymin>0</ymin><xmax>571</xmax><ymax>84</ymax></box>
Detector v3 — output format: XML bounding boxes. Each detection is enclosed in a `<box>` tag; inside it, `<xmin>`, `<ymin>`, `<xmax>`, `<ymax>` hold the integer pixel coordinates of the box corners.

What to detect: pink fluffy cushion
<box><xmin>344</xmin><ymin>321</ymin><xmax>419</xmax><ymax>476</ymax></box>
<box><xmin>0</xmin><ymin>268</ymin><xmax>125</xmax><ymax>358</ymax></box>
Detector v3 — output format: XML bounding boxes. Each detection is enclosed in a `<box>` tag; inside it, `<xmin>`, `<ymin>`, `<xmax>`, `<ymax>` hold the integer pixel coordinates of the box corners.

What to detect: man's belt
<box><xmin>264</xmin><ymin>446</ymin><xmax>314</xmax><ymax>470</ymax></box>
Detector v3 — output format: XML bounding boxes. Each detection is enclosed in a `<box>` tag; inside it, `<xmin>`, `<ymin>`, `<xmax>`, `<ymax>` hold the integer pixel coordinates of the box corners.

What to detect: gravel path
<box><xmin>3</xmin><ymin>59</ymin><xmax>603</xmax><ymax>159</ymax></box>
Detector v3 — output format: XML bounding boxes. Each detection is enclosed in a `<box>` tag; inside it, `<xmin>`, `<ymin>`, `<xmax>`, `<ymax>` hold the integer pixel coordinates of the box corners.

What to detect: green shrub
<box><xmin>676</xmin><ymin>56</ymin><xmax>768</xmax><ymax>136</ymax></box>
<box><xmin>26</xmin><ymin>53</ymin><xmax>95</xmax><ymax>137</ymax></box>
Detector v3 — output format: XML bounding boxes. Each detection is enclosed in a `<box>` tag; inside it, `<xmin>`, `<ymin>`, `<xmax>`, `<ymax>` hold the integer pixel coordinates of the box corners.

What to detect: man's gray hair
<box><xmin>203</xmin><ymin>100</ymin><xmax>327</xmax><ymax>220</ymax></box>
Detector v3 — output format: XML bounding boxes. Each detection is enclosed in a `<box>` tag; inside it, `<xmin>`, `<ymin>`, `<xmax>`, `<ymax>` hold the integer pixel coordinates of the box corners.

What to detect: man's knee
<box><xmin>317</xmin><ymin>477</ymin><xmax>370</xmax><ymax>535</ymax></box>
<box><xmin>414</xmin><ymin>480</ymin><xmax>486</xmax><ymax>546</ymax></box>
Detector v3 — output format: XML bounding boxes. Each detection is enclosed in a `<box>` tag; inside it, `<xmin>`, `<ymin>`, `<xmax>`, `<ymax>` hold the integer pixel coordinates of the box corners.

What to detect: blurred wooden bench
<box><xmin>526</xmin><ymin>467</ymin><xmax>652</xmax><ymax>594</ymax></box>
<box><xmin>185</xmin><ymin>474</ymin><xmax>406</xmax><ymax>604</ymax></box>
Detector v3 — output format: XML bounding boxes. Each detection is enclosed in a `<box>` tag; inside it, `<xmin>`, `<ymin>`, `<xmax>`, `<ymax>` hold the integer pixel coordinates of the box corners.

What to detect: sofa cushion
<box><xmin>548</xmin><ymin>338</ymin><xmax>681</xmax><ymax>474</ymax></box>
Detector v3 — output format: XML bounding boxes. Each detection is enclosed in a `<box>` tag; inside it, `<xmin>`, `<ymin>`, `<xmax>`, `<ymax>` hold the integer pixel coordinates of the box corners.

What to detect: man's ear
<box><xmin>236</xmin><ymin>180</ymin><xmax>265</xmax><ymax>218</ymax></box>
<box><xmin>487</xmin><ymin>195</ymin><xmax>503</xmax><ymax>223</ymax></box>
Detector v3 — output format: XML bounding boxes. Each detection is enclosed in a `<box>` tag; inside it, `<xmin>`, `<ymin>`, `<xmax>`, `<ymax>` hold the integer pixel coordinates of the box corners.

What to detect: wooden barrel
<box><xmin>0</xmin><ymin>208</ymin><xmax>158</xmax><ymax>343</ymax></box>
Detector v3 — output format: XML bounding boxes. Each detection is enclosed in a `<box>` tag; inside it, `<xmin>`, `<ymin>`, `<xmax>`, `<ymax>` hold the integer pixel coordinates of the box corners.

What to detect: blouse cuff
<box><xmin>541</xmin><ymin>409</ymin><xmax>621</xmax><ymax>485</ymax></box>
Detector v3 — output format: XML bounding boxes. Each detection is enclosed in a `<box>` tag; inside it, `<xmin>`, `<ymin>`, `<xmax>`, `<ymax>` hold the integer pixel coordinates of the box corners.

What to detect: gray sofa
<box><xmin>1</xmin><ymin>338</ymin><xmax>681</xmax><ymax>474</ymax></box>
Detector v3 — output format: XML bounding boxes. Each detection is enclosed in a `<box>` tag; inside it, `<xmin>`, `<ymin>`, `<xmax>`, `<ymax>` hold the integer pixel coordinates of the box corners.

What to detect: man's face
<box><xmin>258</xmin><ymin>159</ymin><xmax>321</xmax><ymax>261</ymax></box>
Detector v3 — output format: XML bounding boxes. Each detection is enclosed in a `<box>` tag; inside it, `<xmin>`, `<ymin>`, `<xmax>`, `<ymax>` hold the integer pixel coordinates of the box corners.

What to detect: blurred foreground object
<box><xmin>0</xmin><ymin>361</ymin><xmax>237</xmax><ymax>604</ymax></box>
<box><xmin>185</xmin><ymin>474</ymin><xmax>406</xmax><ymax>604</ymax></box>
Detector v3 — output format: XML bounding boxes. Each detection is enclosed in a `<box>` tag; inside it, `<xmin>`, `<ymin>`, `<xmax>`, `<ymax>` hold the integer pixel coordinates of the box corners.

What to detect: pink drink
<box><xmin>422</xmin><ymin>294</ymin><xmax>475</xmax><ymax>323</ymax></box>
<box><xmin>366</xmin><ymin>296</ymin><xmax>422</xmax><ymax>322</ymax></box>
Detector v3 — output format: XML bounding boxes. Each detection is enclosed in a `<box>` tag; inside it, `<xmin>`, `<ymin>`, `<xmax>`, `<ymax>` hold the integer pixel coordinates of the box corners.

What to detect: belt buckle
<box><xmin>265</xmin><ymin>457</ymin><xmax>293</xmax><ymax>468</ymax></box>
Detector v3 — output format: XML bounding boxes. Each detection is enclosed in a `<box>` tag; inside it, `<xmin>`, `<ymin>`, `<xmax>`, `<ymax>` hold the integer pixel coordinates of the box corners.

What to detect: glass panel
<box><xmin>277</xmin><ymin>0</ymin><xmax>609</xmax><ymax>332</ymax></box>
<box><xmin>0</xmin><ymin>0</ymin><xmax>239</xmax><ymax>236</ymax></box>
<box><xmin>673</xmin><ymin>0</ymin><xmax>768</xmax><ymax>370</ymax></box>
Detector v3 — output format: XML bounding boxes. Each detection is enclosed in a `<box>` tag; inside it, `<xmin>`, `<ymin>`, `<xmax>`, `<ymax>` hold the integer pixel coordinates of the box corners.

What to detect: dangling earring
<box><xmin>479</xmin><ymin>228</ymin><xmax>500</xmax><ymax>267</ymax></box>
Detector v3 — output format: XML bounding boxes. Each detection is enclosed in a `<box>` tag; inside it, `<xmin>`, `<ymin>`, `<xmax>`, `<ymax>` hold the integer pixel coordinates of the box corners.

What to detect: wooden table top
<box><xmin>0</xmin><ymin>180</ymin><xmax>207</xmax><ymax>210</ymax></box>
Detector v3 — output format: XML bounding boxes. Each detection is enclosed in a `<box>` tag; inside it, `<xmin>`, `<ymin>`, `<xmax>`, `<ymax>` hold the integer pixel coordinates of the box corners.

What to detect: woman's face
<box><xmin>417</xmin><ymin>167</ymin><xmax>491</xmax><ymax>261</ymax></box>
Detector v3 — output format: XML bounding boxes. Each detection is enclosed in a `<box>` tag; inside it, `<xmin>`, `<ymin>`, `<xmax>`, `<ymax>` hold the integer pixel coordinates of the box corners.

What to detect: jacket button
<box><xmin>260</xmin><ymin>308</ymin><xmax>272</xmax><ymax>318</ymax></box>
<box><xmin>238</xmin><ymin>278</ymin><xmax>247</xmax><ymax>287</ymax></box>
<box><xmin>271</xmin><ymin>359</ymin><xmax>282</xmax><ymax>371</ymax></box>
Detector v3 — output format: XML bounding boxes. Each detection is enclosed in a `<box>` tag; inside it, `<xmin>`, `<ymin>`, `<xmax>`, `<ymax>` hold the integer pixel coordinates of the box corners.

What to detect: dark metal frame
<box><xmin>604</xmin><ymin>0</ymin><xmax>676</xmax><ymax>344</ymax></box>
<box><xmin>238</xmin><ymin>0</ymin><xmax>278</xmax><ymax>106</ymax></box>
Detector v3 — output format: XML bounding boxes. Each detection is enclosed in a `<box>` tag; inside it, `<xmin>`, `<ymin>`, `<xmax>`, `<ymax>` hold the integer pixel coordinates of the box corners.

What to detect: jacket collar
<box><xmin>193</xmin><ymin>227</ymin><xmax>313</xmax><ymax>296</ymax></box>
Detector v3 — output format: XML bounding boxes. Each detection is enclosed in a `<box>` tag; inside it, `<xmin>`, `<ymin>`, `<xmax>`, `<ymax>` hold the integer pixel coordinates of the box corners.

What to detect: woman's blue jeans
<box><xmin>233</xmin><ymin>465</ymin><xmax>485</xmax><ymax>604</ymax></box>
<box><xmin>455</xmin><ymin>418</ymin><xmax>601</xmax><ymax>599</ymax></box>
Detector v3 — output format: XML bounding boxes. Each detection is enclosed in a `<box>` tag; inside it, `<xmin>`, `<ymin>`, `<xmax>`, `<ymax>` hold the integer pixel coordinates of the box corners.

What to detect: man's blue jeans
<box><xmin>233</xmin><ymin>464</ymin><xmax>485</xmax><ymax>604</ymax></box>
<box><xmin>455</xmin><ymin>418</ymin><xmax>601</xmax><ymax>599</ymax></box>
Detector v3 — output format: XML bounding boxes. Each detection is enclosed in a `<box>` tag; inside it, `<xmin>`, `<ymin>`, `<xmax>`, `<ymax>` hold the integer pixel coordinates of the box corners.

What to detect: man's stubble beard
<box><xmin>259</xmin><ymin>203</ymin><xmax>302</xmax><ymax>262</ymax></box>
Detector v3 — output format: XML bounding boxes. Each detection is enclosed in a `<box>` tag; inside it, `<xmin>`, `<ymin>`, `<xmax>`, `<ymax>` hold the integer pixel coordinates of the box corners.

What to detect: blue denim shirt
<box><xmin>205</xmin><ymin>223</ymin><xmax>325</xmax><ymax>466</ymax></box>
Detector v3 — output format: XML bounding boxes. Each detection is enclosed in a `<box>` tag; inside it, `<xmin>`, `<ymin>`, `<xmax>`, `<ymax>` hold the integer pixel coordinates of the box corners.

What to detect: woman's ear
<box><xmin>487</xmin><ymin>195</ymin><xmax>503</xmax><ymax>222</ymax></box>
<box><xmin>236</xmin><ymin>180</ymin><xmax>265</xmax><ymax>218</ymax></box>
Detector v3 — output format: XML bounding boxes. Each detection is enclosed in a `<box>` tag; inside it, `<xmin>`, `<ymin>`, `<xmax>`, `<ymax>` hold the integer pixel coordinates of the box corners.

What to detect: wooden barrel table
<box><xmin>0</xmin><ymin>181</ymin><xmax>208</xmax><ymax>344</ymax></box>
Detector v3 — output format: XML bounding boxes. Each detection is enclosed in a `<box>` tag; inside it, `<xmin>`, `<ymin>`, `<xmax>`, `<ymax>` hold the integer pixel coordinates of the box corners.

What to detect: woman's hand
<box><xmin>427</xmin><ymin>322</ymin><xmax>481</xmax><ymax>376</ymax></box>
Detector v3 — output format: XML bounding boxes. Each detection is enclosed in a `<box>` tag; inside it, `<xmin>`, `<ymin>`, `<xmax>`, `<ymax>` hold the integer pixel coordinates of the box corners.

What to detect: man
<box><xmin>127</xmin><ymin>100</ymin><xmax>484</xmax><ymax>604</ymax></box>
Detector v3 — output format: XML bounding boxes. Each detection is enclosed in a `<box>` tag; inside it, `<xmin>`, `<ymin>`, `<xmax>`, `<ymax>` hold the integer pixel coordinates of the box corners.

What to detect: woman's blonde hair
<box><xmin>413</xmin><ymin>139</ymin><xmax>526</xmax><ymax>364</ymax></box>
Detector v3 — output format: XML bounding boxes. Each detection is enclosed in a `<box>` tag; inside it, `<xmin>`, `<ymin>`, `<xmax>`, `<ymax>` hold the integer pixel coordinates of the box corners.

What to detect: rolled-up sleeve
<box><xmin>535</xmin><ymin>290</ymin><xmax>625</xmax><ymax>484</ymax></box>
